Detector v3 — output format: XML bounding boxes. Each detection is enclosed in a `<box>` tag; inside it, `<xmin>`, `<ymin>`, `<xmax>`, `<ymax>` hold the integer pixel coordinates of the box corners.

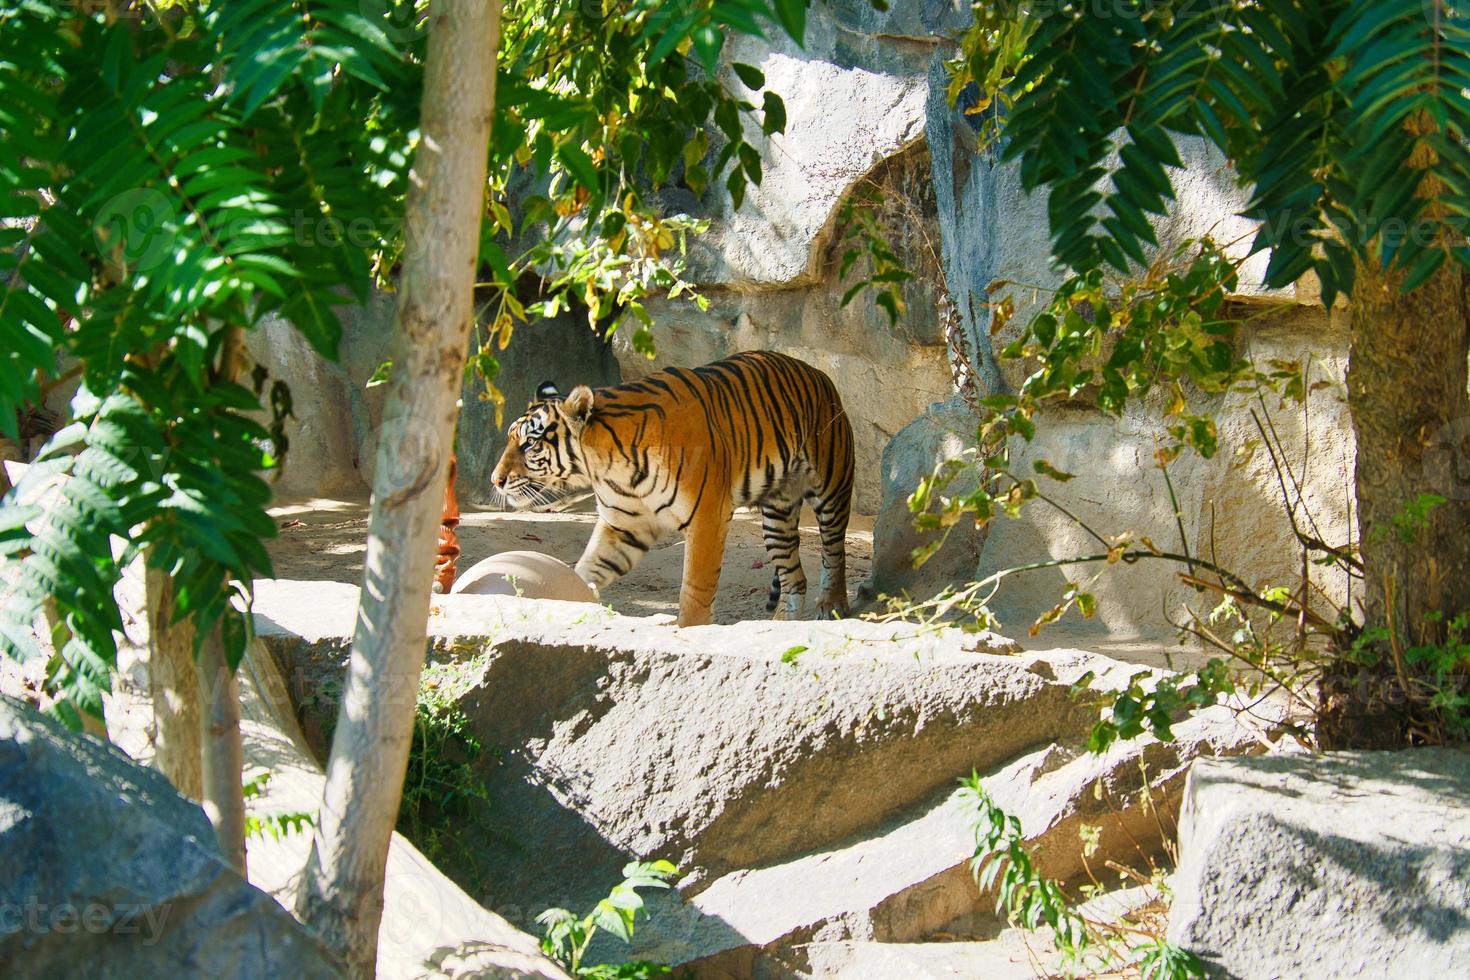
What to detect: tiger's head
<box><xmin>490</xmin><ymin>381</ymin><xmax>595</xmax><ymax>509</ymax></box>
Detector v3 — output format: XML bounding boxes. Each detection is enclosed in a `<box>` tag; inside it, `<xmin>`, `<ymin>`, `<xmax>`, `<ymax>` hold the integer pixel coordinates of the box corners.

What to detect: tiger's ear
<box><xmin>534</xmin><ymin>381</ymin><xmax>560</xmax><ymax>403</ymax></box>
<box><xmin>559</xmin><ymin>385</ymin><xmax>595</xmax><ymax>432</ymax></box>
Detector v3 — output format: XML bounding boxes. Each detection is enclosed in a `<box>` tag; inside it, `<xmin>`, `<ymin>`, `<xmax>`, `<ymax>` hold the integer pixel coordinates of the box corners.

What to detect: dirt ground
<box><xmin>266</xmin><ymin>495</ymin><xmax>876</xmax><ymax>625</ymax></box>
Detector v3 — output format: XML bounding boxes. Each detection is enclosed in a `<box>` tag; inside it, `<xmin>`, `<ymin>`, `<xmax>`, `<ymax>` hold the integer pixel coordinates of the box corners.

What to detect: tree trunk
<box><xmin>196</xmin><ymin>626</ymin><xmax>246</xmax><ymax>874</ymax></box>
<box><xmin>295</xmin><ymin>1</ymin><xmax>499</xmax><ymax>972</ymax></box>
<box><xmin>1332</xmin><ymin>256</ymin><xmax>1470</xmax><ymax>747</ymax></box>
<box><xmin>145</xmin><ymin>566</ymin><xmax>202</xmax><ymax>799</ymax></box>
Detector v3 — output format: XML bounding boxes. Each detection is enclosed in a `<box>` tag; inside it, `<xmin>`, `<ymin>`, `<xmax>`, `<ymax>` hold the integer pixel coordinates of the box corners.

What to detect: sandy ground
<box><xmin>263</xmin><ymin>497</ymin><xmax>1212</xmax><ymax>673</ymax></box>
<box><xmin>266</xmin><ymin>495</ymin><xmax>875</xmax><ymax>626</ymax></box>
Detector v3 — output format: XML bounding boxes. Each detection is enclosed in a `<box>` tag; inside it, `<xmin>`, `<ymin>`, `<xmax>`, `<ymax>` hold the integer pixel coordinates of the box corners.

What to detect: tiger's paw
<box><xmin>816</xmin><ymin>599</ymin><xmax>849</xmax><ymax>621</ymax></box>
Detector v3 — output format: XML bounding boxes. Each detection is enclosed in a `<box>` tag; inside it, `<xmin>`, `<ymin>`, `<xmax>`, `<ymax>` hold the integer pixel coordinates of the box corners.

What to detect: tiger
<box><xmin>490</xmin><ymin>350</ymin><xmax>855</xmax><ymax>627</ymax></box>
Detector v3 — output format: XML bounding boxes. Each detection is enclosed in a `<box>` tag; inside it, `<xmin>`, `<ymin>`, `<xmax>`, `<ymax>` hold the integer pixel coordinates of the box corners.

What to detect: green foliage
<box><xmin>469</xmin><ymin>0</ymin><xmax>810</xmax><ymax>393</ymax></box>
<box><xmin>241</xmin><ymin>770</ymin><xmax>316</xmax><ymax>840</ymax></box>
<box><xmin>396</xmin><ymin>665</ymin><xmax>496</xmax><ymax>887</ymax></box>
<box><xmin>1387</xmin><ymin>492</ymin><xmax>1447</xmax><ymax>544</ymax></box>
<box><xmin>0</xmin><ymin>0</ymin><xmax>414</xmax><ymax>724</ymax></box>
<box><xmin>952</xmin><ymin>1</ymin><xmax>1470</xmax><ymax>306</ymax></box>
<box><xmin>1073</xmin><ymin>661</ymin><xmax>1235</xmax><ymax>754</ymax></box>
<box><xmin>779</xmin><ymin>644</ymin><xmax>807</xmax><ymax>664</ymax></box>
<box><xmin>0</xmin><ymin>0</ymin><xmax>807</xmax><ymax>727</ymax></box>
<box><xmin>835</xmin><ymin>184</ymin><xmax>914</xmax><ymax>326</ymax></box>
<box><xmin>1349</xmin><ymin>608</ymin><xmax>1470</xmax><ymax>741</ymax></box>
<box><xmin>962</xmin><ymin>774</ymin><xmax>1204</xmax><ymax>979</ymax></box>
<box><xmin>538</xmin><ymin>861</ymin><xmax>678</xmax><ymax>979</ymax></box>
<box><xmin>247</xmin><ymin>809</ymin><xmax>316</xmax><ymax>841</ymax></box>
<box><xmin>1405</xmin><ymin>612</ymin><xmax>1470</xmax><ymax>739</ymax></box>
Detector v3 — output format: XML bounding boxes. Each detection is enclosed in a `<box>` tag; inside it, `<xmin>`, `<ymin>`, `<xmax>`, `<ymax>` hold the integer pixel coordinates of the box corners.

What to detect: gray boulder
<box><xmin>673</xmin><ymin>706</ymin><xmax>1259</xmax><ymax>975</ymax></box>
<box><xmin>254</xmin><ymin>579</ymin><xmax>1273</xmax><ymax>971</ymax></box>
<box><xmin>0</xmin><ymin>694</ymin><xmax>342</xmax><ymax>978</ymax></box>
<box><xmin>1168</xmin><ymin>750</ymin><xmax>1470</xmax><ymax>979</ymax></box>
<box><xmin>862</xmin><ymin>396</ymin><xmax>983</xmax><ymax>607</ymax></box>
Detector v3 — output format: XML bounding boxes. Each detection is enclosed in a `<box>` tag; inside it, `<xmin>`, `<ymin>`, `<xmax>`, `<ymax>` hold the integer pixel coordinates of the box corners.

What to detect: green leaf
<box><xmin>556</xmin><ymin>142</ymin><xmax>600</xmax><ymax>195</ymax></box>
<box><xmin>693</xmin><ymin>24</ymin><xmax>725</xmax><ymax>74</ymax></box>
<box><xmin>771</xmin><ymin>0</ymin><xmax>807</xmax><ymax>45</ymax></box>
<box><xmin>732</xmin><ymin>62</ymin><xmax>765</xmax><ymax>90</ymax></box>
<box><xmin>761</xmin><ymin>91</ymin><xmax>786</xmax><ymax>135</ymax></box>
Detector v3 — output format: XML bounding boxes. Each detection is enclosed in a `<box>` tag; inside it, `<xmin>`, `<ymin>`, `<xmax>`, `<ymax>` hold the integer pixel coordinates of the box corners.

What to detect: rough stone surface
<box><xmin>0</xmin><ymin>694</ymin><xmax>343</xmax><ymax>978</ymax></box>
<box><xmin>244</xmin><ymin>293</ymin><xmax>619</xmax><ymax>504</ymax></box>
<box><xmin>863</xmin><ymin>396</ymin><xmax>982</xmax><ymax>603</ymax></box>
<box><xmin>797</xmin><ymin>884</ymin><xmax>1164</xmax><ymax>979</ymax></box>
<box><xmin>1167</xmin><ymin>750</ymin><xmax>1470</xmax><ymax>979</ymax></box>
<box><xmin>674</xmin><ymin>3</ymin><xmax>942</xmax><ymax>288</ymax></box>
<box><xmin>670</xmin><ymin>708</ymin><xmax>1260</xmax><ymax>975</ymax></box>
<box><xmin>244</xmin><ymin>292</ymin><xmax>397</xmax><ymax>500</ymax></box>
<box><xmin>800</xmin><ymin>938</ymin><xmax>1039</xmax><ymax>980</ymax></box>
<box><xmin>236</xmin><ymin>646</ymin><xmax>569</xmax><ymax>980</ymax></box>
<box><xmin>255</xmin><ymin>579</ymin><xmax>1273</xmax><ymax>972</ymax></box>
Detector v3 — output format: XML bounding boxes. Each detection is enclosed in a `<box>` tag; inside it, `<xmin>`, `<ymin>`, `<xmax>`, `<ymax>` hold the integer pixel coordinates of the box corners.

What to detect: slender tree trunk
<box><xmin>145</xmin><ymin>566</ymin><xmax>202</xmax><ymax>799</ymax></box>
<box><xmin>196</xmin><ymin>627</ymin><xmax>246</xmax><ymax>874</ymax></box>
<box><xmin>1332</xmin><ymin>256</ymin><xmax>1470</xmax><ymax>747</ymax></box>
<box><xmin>296</xmin><ymin>2</ymin><xmax>499</xmax><ymax>972</ymax></box>
<box><xmin>175</xmin><ymin>316</ymin><xmax>253</xmax><ymax>871</ymax></box>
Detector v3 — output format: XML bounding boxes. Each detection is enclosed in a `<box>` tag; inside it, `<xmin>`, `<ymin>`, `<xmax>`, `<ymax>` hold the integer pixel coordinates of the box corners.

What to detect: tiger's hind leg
<box><xmin>760</xmin><ymin>500</ymin><xmax>807</xmax><ymax>620</ymax></box>
<box><xmin>809</xmin><ymin>489</ymin><xmax>850</xmax><ymax>619</ymax></box>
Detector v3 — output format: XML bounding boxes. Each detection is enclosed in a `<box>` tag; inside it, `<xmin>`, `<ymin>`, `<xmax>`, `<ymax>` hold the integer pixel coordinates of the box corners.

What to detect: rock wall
<box><xmin>607</xmin><ymin>4</ymin><xmax>967</xmax><ymax>514</ymax></box>
<box><xmin>237</xmin><ymin>0</ymin><xmax>1356</xmax><ymax>637</ymax></box>
<box><xmin>244</xmin><ymin>294</ymin><xmax>619</xmax><ymax>505</ymax></box>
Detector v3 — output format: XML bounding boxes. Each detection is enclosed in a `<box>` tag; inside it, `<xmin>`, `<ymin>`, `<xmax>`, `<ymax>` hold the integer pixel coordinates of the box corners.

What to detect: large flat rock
<box><xmin>255</xmin><ymin>579</ymin><xmax>1274</xmax><ymax>971</ymax></box>
<box><xmin>666</xmin><ymin>708</ymin><xmax>1258</xmax><ymax>974</ymax></box>
<box><xmin>1168</xmin><ymin>750</ymin><xmax>1470</xmax><ymax>979</ymax></box>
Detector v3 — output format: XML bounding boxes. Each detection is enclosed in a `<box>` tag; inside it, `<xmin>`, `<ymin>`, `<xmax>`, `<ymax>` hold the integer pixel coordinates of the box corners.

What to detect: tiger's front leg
<box><xmin>574</xmin><ymin>517</ymin><xmax>653</xmax><ymax>597</ymax></box>
<box><xmin>676</xmin><ymin>501</ymin><xmax>732</xmax><ymax>627</ymax></box>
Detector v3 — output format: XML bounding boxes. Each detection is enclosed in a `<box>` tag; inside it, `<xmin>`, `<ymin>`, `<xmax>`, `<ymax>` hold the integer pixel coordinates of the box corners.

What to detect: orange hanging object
<box><xmin>433</xmin><ymin>453</ymin><xmax>461</xmax><ymax>594</ymax></box>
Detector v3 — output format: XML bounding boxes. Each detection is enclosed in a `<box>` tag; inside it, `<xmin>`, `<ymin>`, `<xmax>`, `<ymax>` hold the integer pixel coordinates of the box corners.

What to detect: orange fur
<box><xmin>491</xmin><ymin>351</ymin><xmax>855</xmax><ymax>625</ymax></box>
